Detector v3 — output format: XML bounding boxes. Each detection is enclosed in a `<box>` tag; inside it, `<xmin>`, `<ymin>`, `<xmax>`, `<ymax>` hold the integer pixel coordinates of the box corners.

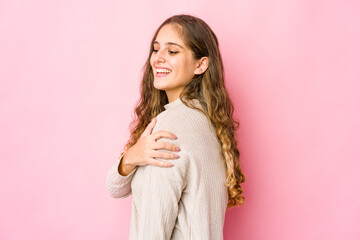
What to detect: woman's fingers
<box><xmin>147</xmin><ymin>158</ymin><xmax>174</xmax><ymax>168</ymax></box>
<box><xmin>153</xmin><ymin>141</ymin><xmax>181</xmax><ymax>152</ymax></box>
<box><xmin>152</xmin><ymin>150</ymin><xmax>180</xmax><ymax>160</ymax></box>
<box><xmin>131</xmin><ymin>123</ymin><xmax>180</xmax><ymax>167</ymax></box>
<box><xmin>141</xmin><ymin>118</ymin><xmax>157</xmax><ymax>137</ymax></box>
<box><xmin>152</xmin><ymin>130</ymin><xmax>177</xmax><ymax>141</ymax></box>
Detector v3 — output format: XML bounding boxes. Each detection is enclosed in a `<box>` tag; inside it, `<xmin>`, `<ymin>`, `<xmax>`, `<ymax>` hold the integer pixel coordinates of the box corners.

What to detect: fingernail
<box><xmin>176</xmin><ymin>147</ymin><xmax>181</xmax><ymax>151</ymax></box>
<box><xmin>168</xmin><ymin>163</ymin><xmax>174</xmax><ymax>167</ymax></box>
<box><xmin>173</xmin><ymin>135</ymin><xmax>178</xmax><ymax>139</ymax></box>
<box><xmin>174</xmin><ymin>155</ymin><xmax>180</xmax><ymax>159</ymax></box>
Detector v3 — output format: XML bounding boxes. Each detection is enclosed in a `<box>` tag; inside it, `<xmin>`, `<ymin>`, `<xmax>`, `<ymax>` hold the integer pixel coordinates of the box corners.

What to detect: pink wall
<box><xmin>1</xmin><ymin>0</ymin><xmax>359</xmax><ymax>239</ymax></box>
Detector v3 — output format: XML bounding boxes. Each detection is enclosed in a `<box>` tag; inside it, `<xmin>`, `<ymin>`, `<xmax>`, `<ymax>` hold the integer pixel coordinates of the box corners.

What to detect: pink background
<box><xmin>1</xmin><ymin>0</ymin><xmax>359</xmax><ymax>239</ymax></box>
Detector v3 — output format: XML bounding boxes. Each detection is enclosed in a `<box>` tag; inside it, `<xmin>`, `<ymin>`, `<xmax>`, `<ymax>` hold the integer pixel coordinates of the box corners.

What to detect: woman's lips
<box><xmin>155</xmin><ymin>72</ymin><xmax>171</xmax><ymax>77</ymax></box>
<box><xmin>154</xmin><ymin>67</ymin><xmax>172</xmax><ymax>77</ymax></box>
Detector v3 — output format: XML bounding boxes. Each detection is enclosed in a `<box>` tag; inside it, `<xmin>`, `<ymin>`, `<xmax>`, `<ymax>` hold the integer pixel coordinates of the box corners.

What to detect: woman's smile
<box><xmin>154</xmin><ymin>67</ymin><xmax>172</xmax><ymax>77</ymax></box>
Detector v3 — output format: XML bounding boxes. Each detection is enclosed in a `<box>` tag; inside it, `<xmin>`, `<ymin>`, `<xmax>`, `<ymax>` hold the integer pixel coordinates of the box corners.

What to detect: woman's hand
<box><xmin>123</xmin><ymin>118</ymin><xmax>181</xmax><ymax>168</ymax></box>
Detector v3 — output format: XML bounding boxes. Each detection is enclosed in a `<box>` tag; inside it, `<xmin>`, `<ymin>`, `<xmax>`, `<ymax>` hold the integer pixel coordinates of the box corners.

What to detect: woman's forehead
<box><xmin>154</xmin><ymin>24</ymin><xmax>184</xmax><ymax>44</ymax></box>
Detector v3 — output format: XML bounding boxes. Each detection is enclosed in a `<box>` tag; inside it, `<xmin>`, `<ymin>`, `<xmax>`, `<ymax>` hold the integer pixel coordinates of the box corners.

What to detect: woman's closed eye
<box><xmin>152</xmin><ymin>49</ymin><xmax>179</xmax><ymax>55</ymax></box>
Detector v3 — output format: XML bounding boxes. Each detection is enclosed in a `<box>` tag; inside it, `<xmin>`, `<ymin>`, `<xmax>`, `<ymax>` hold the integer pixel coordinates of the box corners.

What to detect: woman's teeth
<box><xmin>156</xmin><ymin>68</ymin><xmax>171</xmax><ymax>73</ymax></box>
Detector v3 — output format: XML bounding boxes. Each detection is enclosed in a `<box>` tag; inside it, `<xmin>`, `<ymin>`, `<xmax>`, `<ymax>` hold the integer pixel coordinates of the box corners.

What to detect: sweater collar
<box><xmin>164</xmin><ymin>97</ymin><xmax>183</xmax><ymax>110</ymax></box>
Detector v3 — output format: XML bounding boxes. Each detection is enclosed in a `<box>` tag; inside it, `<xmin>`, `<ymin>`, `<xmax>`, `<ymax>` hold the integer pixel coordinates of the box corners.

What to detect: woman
<box><xmin>106</xmin><ymin>14</ymin><xmax>245</xmax><ymax>239</ymax></box>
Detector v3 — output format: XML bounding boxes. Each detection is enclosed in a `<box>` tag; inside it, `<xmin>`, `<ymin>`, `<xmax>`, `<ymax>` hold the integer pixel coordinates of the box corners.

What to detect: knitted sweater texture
<box><xmin>105</xmin><ymin>98</ymin><xmax>228</xmax><ymax>239</ymax></box>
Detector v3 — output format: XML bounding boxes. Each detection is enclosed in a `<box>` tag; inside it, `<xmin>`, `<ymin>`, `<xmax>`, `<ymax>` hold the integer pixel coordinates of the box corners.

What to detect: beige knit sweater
<box><xmin>106</xmin><ymin>98</ymin><xmax>228</xmax><ymax>239</ymax></box>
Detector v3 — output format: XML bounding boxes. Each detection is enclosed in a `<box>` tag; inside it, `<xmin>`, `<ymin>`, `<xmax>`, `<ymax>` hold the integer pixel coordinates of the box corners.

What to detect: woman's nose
<box><xmin>154</xmin><ymin>49</ymin><xmax>165</xmax><ymax>63</ymax></box>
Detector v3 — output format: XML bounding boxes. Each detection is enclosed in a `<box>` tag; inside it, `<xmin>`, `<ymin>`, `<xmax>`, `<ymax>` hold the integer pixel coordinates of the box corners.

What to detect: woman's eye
<box><xmin>152</xmin><ymin>49</ymin><xmax>178</xmax><ymax>54</ymax></box>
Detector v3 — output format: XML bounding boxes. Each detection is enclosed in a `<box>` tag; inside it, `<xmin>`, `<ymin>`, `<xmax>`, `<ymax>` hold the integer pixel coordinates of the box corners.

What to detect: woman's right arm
<box><xmin>118</xmin><ymin>152</ymin><xmax>137</xmax><ymax>176</ymax></box>
<box><xmin>105</xmin><ymin>153</ymin><xmax>138</xmax><ymax>198</ymax></box>
<box><xmin>105</xmin><ymin>118</ymin><xmax>181</xmax><ymax>198</ymax></box>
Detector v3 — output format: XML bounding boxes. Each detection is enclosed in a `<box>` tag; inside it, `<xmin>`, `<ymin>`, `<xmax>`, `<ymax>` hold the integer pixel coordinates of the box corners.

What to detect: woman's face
<box><xmin>150</xmin><ymin>24</ymin><xmax>199</xmax><ymax>102</ymax></box>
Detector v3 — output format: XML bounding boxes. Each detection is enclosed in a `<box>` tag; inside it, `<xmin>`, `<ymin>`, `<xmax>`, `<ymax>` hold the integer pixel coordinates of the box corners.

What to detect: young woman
<box><xmin>106</xmin><ymin>14</ymin><xmax>245</xmax><ymax>239</ymax></box>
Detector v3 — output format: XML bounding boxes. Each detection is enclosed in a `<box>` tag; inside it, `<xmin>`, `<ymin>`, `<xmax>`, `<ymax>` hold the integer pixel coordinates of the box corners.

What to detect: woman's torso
<box><xmin>129</xmin><ymin>98</ymin><xmax>228</xmax><ymax>239</ymax></box>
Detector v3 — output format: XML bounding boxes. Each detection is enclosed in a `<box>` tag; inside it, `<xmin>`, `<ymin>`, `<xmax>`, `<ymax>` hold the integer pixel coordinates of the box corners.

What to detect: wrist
<box><xmin>118</xmin><ymin>151</ymin><xmax>136</xmax><ymax>176</ymax></box>
<box><xmin>122</xmin><ymin>151</ymin><xmax>136</xmax><ymax>167</ymax></box>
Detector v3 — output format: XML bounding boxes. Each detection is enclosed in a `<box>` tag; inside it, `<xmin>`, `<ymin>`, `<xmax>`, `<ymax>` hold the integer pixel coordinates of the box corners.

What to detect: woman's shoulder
<box><xmin>156</xmin><ymin>99</ymin><xmax>208</xmax><ymax>128</ymax></box>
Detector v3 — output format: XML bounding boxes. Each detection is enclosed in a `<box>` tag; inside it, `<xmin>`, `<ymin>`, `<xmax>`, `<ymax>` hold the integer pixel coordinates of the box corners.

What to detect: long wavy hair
<box><xmin>124</xmin><ymin>14</ymin><xmax>245</xmax><ymax>209</ymax></box>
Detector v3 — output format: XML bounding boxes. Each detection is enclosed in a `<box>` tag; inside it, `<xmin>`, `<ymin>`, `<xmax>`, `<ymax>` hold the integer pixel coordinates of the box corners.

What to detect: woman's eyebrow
<box><xmin>153</xmin><ymin>41</ymin><xmax>184</xmax><ymax>49</ymax></box>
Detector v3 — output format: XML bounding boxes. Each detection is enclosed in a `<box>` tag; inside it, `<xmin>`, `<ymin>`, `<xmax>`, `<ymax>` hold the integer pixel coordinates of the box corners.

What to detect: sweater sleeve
<box><xmin>137</xmin><ymin>148</ymin><xmax>189</xmax><ymax>240</ymax></box>
<box><xmin>105</xmin><ymin>155</ymin><xmax>138</xmax><ymax>198</ymax></box>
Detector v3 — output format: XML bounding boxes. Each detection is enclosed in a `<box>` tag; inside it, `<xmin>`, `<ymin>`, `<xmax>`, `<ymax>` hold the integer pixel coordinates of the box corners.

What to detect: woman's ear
<box><xmin>194</xmin><ymin>57</ymin><xmax>209</xmax><ymax>75</ymax></box>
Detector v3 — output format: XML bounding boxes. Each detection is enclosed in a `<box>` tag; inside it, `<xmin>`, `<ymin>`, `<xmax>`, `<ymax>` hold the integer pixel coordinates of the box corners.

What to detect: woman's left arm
<box><xmin>136</xmin><ymin>147</ymin><xmax>189</xmax><ymax>240</ymax></box>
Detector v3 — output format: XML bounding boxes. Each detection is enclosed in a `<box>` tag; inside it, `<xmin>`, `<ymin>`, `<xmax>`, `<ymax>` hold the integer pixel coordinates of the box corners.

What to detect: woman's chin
<box><xmin>153</xmin><ymin>81</ymin><xmax>168</xmax><ymax>91</ymax></box>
